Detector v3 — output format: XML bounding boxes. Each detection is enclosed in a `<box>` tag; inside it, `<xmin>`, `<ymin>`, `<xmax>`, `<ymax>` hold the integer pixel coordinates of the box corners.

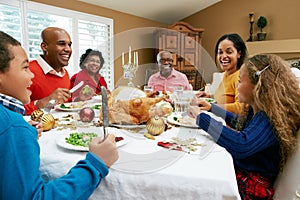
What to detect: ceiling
<box><xmin>78</xmin><ymin>0</ymin><xmax>221</xmax><ymax>24</ymax></box>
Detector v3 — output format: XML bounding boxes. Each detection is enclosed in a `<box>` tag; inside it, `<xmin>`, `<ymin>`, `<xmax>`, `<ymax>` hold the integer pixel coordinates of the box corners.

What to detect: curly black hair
<box><xmin>79</xmin><ymin>48</ymin><xmax>105</xmax><ymax>70</ymax></box>
<box><xmin>0</xmin><ymin>31</ymin><xmax>21</xmax><ymax>73</ymax></box>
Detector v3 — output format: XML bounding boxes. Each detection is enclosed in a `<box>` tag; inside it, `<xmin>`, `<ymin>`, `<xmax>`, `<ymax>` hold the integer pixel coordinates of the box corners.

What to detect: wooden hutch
<box><xmin>155</xmin><ymin>22</ymin><xmax>205</xmax><ymax>89</ymax></box>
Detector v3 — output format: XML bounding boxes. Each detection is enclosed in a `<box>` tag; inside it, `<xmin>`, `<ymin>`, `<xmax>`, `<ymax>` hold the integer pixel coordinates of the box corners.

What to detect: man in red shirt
<box><xmin>25</xmin><ymin>27</ymin><xmax>72</xmax><ymax>115</ymax></box>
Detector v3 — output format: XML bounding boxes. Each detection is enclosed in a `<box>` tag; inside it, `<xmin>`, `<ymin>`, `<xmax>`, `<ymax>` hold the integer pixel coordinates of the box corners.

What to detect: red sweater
<box><xmin>70</xmin><ymin>69</ymin><xmax>108</xmax><ymax>99</ymax></box>
<box><xmin>24</xmin><ymin>60</ymin><xmax>70</xmax><ymax>115</ymax></box>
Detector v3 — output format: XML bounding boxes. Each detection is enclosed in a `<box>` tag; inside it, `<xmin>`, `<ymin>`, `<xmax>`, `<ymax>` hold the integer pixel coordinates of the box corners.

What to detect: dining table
<box><xmin>31</xmin><ymin>99</ymin><xmax>241</xmax><ymax>200</ymax></box>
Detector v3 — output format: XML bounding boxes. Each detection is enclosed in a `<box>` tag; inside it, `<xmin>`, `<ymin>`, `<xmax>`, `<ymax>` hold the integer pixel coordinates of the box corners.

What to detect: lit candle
<box><xmin>129</xmin><ymin>46</ymin><xmax>131</xmax><ymax>63</ymax></box>
<box><xmin>122</xmin><ymin>52</ymin><xmax>124</xmax><ymax>66</ymax></box>
<box><xmin>249</xmin><ymin>12</ymin><xmax>254</xmax><ymax>22</ymax></box>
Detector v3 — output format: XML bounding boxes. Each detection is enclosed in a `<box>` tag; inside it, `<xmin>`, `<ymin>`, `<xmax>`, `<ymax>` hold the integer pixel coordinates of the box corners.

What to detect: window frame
<box><xmin>0</xmin><ymin>0</ymin><xmax>114</xmax><ymax>89</ymax></box>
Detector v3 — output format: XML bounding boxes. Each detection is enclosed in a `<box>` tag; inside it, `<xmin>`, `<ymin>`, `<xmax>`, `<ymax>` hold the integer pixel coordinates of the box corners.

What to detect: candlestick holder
<box><xmin>247</xmin><ymin>12</ymin><xmax>254</xmax><ymax>42</ymax></box>
<box><xmin>123</xmin><ymin>62</ymin><xmax>138</xmax><ymax>87</ymax></box>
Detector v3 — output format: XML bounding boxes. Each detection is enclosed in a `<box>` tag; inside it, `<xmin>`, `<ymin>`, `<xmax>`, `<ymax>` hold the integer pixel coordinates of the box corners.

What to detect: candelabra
<box><xmin>247</xmin><ymin>12</ymin><xmax>254</xmax><ymax>42</ymax></box>
<box><xmin>122</xmin><ymin>46</ymin><xmax>139</xmax><ymax>87</ymax></box>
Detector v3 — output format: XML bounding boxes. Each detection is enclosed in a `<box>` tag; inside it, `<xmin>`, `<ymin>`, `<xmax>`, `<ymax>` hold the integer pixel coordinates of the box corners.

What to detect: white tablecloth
<box><xmin>37</xmin><ymin>111</ymin><xmax>241</xmax><ymax>200</ymax></box>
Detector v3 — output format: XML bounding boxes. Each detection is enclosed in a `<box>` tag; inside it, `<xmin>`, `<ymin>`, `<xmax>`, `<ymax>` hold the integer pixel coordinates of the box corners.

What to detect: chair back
<box><xmin>273</xmin><ymin>128</ymin><xmax>300</xmax><ymax>199</ymax></box>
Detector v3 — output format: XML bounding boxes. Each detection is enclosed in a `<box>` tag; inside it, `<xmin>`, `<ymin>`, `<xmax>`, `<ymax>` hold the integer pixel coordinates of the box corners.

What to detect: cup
<box><xmin>174</xmin><ymin>96</ymin><xmax>191</xmax><ymax>114</ymax></box>
<box><xmin>144</xmin><ymin>85</ymin><xmax>153</xmax><ymax>93</ymax></box>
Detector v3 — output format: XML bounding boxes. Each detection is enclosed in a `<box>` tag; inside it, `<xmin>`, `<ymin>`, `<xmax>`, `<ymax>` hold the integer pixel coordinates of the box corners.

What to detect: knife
<box><xmin>70</xmin><ymin>81</ymin><xmax>84</xmax><ymax>93</ymax></box>
<box><xmin>101</xmin><ymin>86</ymin><xmax>109</xmax><ymax>139</ymax></box>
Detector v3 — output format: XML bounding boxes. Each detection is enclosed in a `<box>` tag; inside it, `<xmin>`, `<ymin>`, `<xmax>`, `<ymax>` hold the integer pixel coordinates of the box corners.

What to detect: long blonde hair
<box><xmin>238</xmin><ymin>54</ymin><xmax>300</xmax><ymax>168</ymax></box>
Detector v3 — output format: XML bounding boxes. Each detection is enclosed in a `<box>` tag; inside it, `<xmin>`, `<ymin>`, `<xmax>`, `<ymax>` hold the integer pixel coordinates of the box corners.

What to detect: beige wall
<box><xmin>183</xmin><ymin>0</ymin><xmax>300</xmax><ymax>62</ymax></box>
<box><xmin>31</xmin><ymin>0</ymin><xmax>166</xmax><ymax>87</ymax></box>
<box><xmin>31</xmin><ymin>0</ymin><xmax>300</xmax><ymax>85</ymax></box>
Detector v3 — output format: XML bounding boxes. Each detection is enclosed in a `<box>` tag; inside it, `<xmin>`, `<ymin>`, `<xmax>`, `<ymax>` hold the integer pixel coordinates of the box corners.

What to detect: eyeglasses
<box><xmin>159</xmin><ymin>58</ymin><xmax>173</xmax><ymax>64</ymax></box>
<box><xmin>87</xmin><ymin>59</ymin><xmax>101</xmax><ymax>64</ymax></box>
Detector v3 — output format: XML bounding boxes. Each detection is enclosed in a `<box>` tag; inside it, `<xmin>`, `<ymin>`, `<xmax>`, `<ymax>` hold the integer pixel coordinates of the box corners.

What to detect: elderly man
<box><xmin>24</xmin><ymin>27</ymin><xmax>72</xmax><ymax>115</ymax></box>
<box><xmin>148</xmin><ymin>51</ymin><xmax>191</xmax><ymax>92</ymax></box>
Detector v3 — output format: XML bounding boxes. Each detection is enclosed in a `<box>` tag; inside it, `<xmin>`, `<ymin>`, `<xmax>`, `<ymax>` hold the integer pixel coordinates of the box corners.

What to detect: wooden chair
<box><xmin>273</xmin><ymin>128</ymin><xmax>300</xmax><ymax>199</ymax></box>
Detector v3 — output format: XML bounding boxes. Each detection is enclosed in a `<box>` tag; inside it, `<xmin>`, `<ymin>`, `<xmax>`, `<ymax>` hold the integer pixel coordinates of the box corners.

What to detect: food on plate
<box><xmin>41</xmin><ymin>113</ymin><xmax>55</xmax><ymax>131</ymax></box>
<box><xmin>79</xmin><ymin>107</ymin><xmax>95</xmax><ymax>122</ymax></box>
<box><xmin>60</xmin><ymin>102</ymin><xmax>87</xmax><ymax>109</ymax></box>
<box><xmin>65</xmin><ymin>132</ymin><xmax>124</xmax><ymax>147</ymax></box>
<box><xmin>100</xmin><ymin>87</ymin><xmax>171</xmax><ymax>125</ymax></box>
<box><xmin>146</xmin><ymin>116</ymin><xmax>165</xmax><ymax>136</ymax></box>
<box><xmin>30</xmin><ymin>109</ymin><xmax>44</xmax><ymax>122</ymax></box>
<box><xmin>65</xmin><ymin>132</ymin><xmax>98</xmax><ymax>147</ymax></box>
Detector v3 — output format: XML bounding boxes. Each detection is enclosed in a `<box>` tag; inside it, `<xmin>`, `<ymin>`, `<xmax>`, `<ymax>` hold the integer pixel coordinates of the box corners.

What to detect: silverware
<box><xmin>101</xmin><ymin>86</ymin><xmax>109</xmax><ymax>139</ymax></box>
<box><xmin>70</xmin><ymin>81</ymin><xmax>84</xmax><ymax>93</ymax></box>
<box><xmin>44</xmin><ymin>99</ymin><xmax>56</xmax><ymax>113</ymax></box>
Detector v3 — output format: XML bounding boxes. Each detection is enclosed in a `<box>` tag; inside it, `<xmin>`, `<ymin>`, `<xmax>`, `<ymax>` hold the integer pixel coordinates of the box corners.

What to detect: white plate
<box><xmin>91</xmin><ymin>95</ymin><xmax>102</xmax><ymax>101</ymax></box>
<box><xmin>56</xmin><ymin>132</ymin><xmax>129</xmax><ymax>151</ymax></box>
<box><xmin>198</xmin><ymin>97</ymin><xmax>216</xmax><ymax>104</ymax></box>
<box><xmin>167</xmin><ymin>113</ymin><xmax>198</xmax><ymax>128</ymax></box>
<box><xmin>55</xmin><ymin>102</ymin><xmax>85</xmax><ymax>112</ymax></box>
<box><xmin>110</xmin><ymin>123</ymin><xmax>146</xmax><ymax>129</ymax></box>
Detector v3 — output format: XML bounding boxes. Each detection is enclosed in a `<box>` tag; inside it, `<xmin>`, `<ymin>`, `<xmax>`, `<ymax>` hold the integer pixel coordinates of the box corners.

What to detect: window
<box><xmin>0</xmin><ymin>0</ymin><xmax>114</xmax><ymax>89</ymax></box>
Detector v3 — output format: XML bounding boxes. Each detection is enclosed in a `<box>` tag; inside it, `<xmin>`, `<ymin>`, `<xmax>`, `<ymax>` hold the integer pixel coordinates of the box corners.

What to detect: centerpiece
<box><xmin>122</xmin><ymin>46</ymin><xmax>139</xmax><ymax>87</ymax></box>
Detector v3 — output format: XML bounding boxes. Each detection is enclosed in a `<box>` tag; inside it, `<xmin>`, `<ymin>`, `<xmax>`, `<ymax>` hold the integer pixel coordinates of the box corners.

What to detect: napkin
<box><xmin>157</xmin><ymin>141</ymin><xmax>182</xmax><ymax>151</ymax></box>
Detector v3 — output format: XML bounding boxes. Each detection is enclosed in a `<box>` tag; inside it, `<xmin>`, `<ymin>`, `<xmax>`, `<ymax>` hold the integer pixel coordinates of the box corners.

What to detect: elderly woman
<box><xmin>70</xmin><ymin>48</ymin><xmax>108</xmax><ymax>101</ymax></box>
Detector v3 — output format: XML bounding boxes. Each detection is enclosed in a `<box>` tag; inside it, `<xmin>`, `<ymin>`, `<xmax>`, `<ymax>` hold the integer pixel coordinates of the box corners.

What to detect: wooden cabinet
<box><xmin>156</xmin><ymin>22</ymin><xmax>205</xmax><ymax>90</ymax></box>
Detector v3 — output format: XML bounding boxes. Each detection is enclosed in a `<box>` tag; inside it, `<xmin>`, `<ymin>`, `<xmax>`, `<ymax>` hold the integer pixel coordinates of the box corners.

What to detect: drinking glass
<box><xmin>144</xmin><ymin>85</ymin><xmax>153</xmax><ymax>93</ymax></box>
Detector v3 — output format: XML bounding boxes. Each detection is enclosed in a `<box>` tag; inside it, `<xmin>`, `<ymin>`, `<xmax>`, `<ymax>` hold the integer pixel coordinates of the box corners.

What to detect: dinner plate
<box><xmin>198</xmin><ymin>97</ymin><xmax>216</xmax><ymax>104</ymax></box>
<box><xmin>54</xmin><ymin>102</ymin><xmax>86</xmax><ymax>112</ymax></box>
<box><xmin>56</xmin><ymin>132</ymin><xmax>129</xmax><ymax>151</ymax></box>
<box><xmin>110</xmin><ymin>123</ymin><xmax>146</xmax><ymax>129</ymax></box>
<box><xmin>167</xmin><ymin>113</ymin><xmax>198</xmax><ymax>128</ymax></box>
<box><xmin>91</xmin><ymin>95</ymin><xmax>102</xmax><ymax>102</ymax></box>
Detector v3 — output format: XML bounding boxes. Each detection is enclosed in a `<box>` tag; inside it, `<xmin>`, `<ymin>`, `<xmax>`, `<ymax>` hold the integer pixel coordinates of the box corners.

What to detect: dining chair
<box><xmin>273</xmin><ymin>128</ymin><xmax>300</xmax><ymax>199</ymax></box>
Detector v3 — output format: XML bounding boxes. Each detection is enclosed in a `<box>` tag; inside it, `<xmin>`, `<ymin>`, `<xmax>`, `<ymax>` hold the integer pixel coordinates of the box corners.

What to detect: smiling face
<box><xmin>157</xmin><ymin>51</ymin><xmax>173</xmax><ymax>78</ymax></box>
<box><xmin>217</xmin><ymin>39</ymin><xmax>241</xmax><ymax>75</ymax></box>
<box><xmin>0</xmin><ymin>45</ymin><xmax>34</xmax><ymax>104</ymax></box>
<box><xmin>237</xmin><ymin>64</ymin><xmax>255</xmax><ymax>106</ymax></box>
<box><xmin>41</xmin><ymin>28</ymin><xmax>72</xmax><ymax>71</ymax></box>
<box><xmin>85</xmin><ymin>55</ymin><xmax>101</xmax><ymax>75</ymax></box>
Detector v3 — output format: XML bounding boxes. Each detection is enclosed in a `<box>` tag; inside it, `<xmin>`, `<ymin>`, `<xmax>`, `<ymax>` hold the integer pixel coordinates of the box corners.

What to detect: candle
<box><xmin>129</xmin><ymin>46</ymin><xmax>131</xmax><ymax>63</ymax></box>
<box><xmin>136</xmin><ymin>51</ymin><xmax>138</xmax><ymax>66</ymax></box>
<box><xmin>122</xmin><ymin>52</ymin><xmax>124</xmax><ymax>66</ymax></box>
<box><xmin>133</xmin><ymin>51</ymin><xmax>136</xmax><ymax>65</ymax></box>
<box><xmin>249</xmin><ymin>12</ymin><xmax>254</xmax><ymax>22</ymax></box>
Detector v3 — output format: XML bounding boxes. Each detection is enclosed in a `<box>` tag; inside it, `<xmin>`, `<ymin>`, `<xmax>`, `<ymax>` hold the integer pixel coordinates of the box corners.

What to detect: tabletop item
<box><xmin>55</xmin><ymin>131</ymin><xmax>128</xmax><ymax>151</ymax></box>
<box><xmin>167</xmin><ymin>113</ymin><xmax>198</xmax><ymax>128</ymax></box>
<box><xmin>101</xmin><ymin>86</ymin><xmax>109</xmax><ymax>138</ymax></box>
<box><xmin>69</xmin><ymin>81</ymin><xmax>84</xmax><ymax>93</ymax></box>
<box><xmin>44</xmin><ymin>99</ymin><xmax>56</xmax><ymax>113</ymax></box>
<box><xmin>41</xmin><ymin>114</ymin><xmax>55</xmax><ymax>131</ymax></box>
<box><xmin>54</xmin><ymin>102</ymin><xmax>86</xmax><ymax>112</ymax></box>
<box><xmin>146</xmin><ymin>116</ymin><xmax>165</xmax><ymax>136</ymax></box>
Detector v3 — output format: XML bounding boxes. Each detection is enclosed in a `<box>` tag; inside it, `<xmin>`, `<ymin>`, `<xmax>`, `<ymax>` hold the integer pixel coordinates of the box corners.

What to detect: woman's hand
<box><xmin>28</xmin><ymin>120</ymin><xmax>43</xmax><ymax>139</ymax></box>
<box><xmin>89</xmin><ymin>134</ymin><xmax>119</xmax><ymax>167</ymax></box>
<box><xmin>195</xmin><ymin>91</ymin><xmax>210</xmax><ymax>98</ymax></box>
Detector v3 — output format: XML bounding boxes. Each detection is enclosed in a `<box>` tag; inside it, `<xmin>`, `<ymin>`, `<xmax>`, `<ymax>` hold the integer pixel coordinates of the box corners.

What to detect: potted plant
<box><xmin>257</xmin><ymin>16</ymin><xmax>267</xmax><ymax>41</ymax></box>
